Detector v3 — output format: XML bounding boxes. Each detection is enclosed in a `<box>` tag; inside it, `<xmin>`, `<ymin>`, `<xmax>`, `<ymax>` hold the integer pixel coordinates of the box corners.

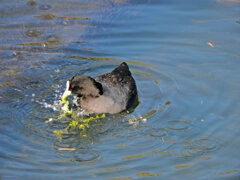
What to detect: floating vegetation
<box><xmin>67</xmin><ymin>56</ymin><xmax>120</xmax><ymax>62</ymax></box>
<box><xmin>158</xmin><ymin>150</ymin><xmax>176</xmax><ymax>156</ymax></box>
<box><xmin>58</xmin><ymin>147</ymin><xmax>76</xmax><ymax>151</ymax></box>
<box><xmin>136</xmin><ymin>172</ymin><xmax>161</xmax><ymax>177</ymax></box>
<box><xmin>34</xmin><ymin>14</ymin><xmax>56</xmax><ymax>20</ymax></box>
<box><xmin>17</xmin><ymin>36</ymin><xmax>62</xmax><ymax>47</ymax></box>
<box><xmin>220</xmin><ymin>170</ymin><xmax>237</xmax><ymax>175</ymax></box>
<box><xmin>122</xmin><ymin>154</ymin><xmax>144</xmax><ymax>160</ymax></box>
<box><xmin>105</xmin><ymin>177</ymin><xmax>132</xmax><ymax>180</ymax></box>
<box><xmin>27</xmin><ymin>0</ymin><xmax>37</xmax><ymax>6</ymax></box>
<box><xmin>175</xmin><ymin>163</ymin><xmax>193</xmax><ymax>169</ymax></box>
<box><xmin>128</xmin><ymin>101</ymin><xmax>171</xmax><ymax>124</ymax></box>
<box><xmin>17</xmin><ymin>42</ymin><xmax>43</xmax><ymax>46</ymax></box>
<box><xmin>25</xmin><ymin>30</ymin><xmax>42</xmax><ymax>38</ymax></box>
<box><xmin>207</xmin><ymin>42</ymin><xmax>215</xmax><ymax>48</ymax></box>
<box><xmin>53</xmin><ymin>130</ymin><xmax>63</xmax><ymax>140</ymax></box>
<box><xmin>67</xmin><ymin>114</ymin><xmax>106</xmax><ymax>131</ymax></box>
<box><xmin>201</xmin><ymin>156</ymin><xmax>212</xmax><ymax>161</ymax></box>
<box><xmin>34</xmin><ymin>14</ymin><xmax>90</xmax><ymax>21</ymax></box>
<box><xmin>113</xmin><ymin>144</ymin><xmax>128</xmax><ymax>148</ymax></box>
<box><xmin>100</xmin><ymin>168</ymin><xmax>124</xmax><ymax>172</ymax></box>
<box><xmin>50</xmin><ymin>84</ymin><xmax>106</xmax><ymax>139</ymax></box>
<box><xmin>52</xmin><ymin>107</ymin><xmax>105</xmax><ymax>139</ymax></box>
<box><xmin>57</xmin><ymin>17</ymin><xmax>90</xmax><ymax>21</ymax></box>
<box><xmin>72</xmin><ymin>41</ymin><xmax>88</xmax><ymax>44</ymax></box>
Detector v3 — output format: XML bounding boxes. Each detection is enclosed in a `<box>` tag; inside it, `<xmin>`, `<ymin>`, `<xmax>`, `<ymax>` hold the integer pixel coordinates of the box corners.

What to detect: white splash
<box><xmin>62</xmin><ymin>81</ymin><xmax>71</xmax><ymax>101</ymax></box>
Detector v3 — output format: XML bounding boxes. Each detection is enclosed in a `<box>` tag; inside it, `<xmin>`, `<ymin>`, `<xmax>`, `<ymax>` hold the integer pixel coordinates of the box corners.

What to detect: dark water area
<box><xmin>0</xmin><ymin>0</ymin><xmax>239</xmax><ymax>179</ymax></box>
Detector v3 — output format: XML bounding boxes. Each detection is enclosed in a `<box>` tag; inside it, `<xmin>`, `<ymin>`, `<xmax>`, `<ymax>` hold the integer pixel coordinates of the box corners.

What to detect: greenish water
<box><xmin>0</xmin><ymin>0</ymin><xmax>239</xmax><ymax>179</ymax></box>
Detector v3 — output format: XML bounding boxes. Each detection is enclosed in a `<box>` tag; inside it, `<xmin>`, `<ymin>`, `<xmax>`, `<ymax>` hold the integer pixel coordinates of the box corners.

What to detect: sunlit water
<box><xmin>0</xmin><ymin>0</ymin><xmax>239</xmax><ymax>179</ymax></box>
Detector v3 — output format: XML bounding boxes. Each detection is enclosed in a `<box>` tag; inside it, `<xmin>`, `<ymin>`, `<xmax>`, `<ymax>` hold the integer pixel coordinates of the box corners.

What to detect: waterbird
<box><xmin>62</xmin><ymin>62</ymin><xmax>137</xmax><ymax>114</ymax></box>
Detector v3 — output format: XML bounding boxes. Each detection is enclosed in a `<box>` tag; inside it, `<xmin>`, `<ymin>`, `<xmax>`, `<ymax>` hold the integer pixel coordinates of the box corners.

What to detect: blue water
<box><xmin>0</xmin><ymin>0</ymin><xmax>239</xmax><ymax>179</ymax></box>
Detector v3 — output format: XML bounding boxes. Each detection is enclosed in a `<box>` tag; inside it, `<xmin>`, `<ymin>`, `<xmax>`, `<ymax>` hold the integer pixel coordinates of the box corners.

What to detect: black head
<box><xmin>69</xmin><ymin>75</ymin><xmax>103</xmax><ymax>97</ymax></box>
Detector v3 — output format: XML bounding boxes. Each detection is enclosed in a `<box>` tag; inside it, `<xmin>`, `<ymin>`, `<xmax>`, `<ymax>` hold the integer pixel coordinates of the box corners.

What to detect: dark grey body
<box><xmin>69</xmin><ymin>62</ymin><xmax>137</xmax><ymax>114</ymax></box>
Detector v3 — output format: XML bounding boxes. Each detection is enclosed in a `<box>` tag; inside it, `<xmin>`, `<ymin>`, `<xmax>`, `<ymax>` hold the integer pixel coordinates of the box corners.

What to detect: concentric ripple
<box><xmin>176</xmin><ymin>138</ymin><xmax>220</xmax><ymax>159</ymax></box>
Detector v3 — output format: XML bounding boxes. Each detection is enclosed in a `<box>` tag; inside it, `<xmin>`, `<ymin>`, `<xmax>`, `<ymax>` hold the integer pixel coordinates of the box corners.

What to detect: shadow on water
<box><xmin>0</xmin><ymin>0</ymin><xmax>240</xmax><ymax>179</ymax></box>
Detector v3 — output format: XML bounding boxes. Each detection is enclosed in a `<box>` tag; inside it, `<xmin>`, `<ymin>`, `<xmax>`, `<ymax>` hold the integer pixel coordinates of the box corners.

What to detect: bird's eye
<box><xmin>72</xmin><ymin>86</ymin><xmax>83</xmax><ymax>91</ymax></box>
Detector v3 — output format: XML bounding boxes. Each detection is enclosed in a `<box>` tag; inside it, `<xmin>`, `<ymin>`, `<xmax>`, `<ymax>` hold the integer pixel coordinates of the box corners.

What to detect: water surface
<box><xmin>0</xmin><ymin>0</ymin><xmax>239</xmax><ymax>179</ymax></box>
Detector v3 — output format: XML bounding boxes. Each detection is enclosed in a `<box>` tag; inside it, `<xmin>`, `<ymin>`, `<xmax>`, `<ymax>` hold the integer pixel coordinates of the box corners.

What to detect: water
<box><xmin>0</xmin><ymin>0</ymin><xmax>239</xmax><ymax>179</ymax></box>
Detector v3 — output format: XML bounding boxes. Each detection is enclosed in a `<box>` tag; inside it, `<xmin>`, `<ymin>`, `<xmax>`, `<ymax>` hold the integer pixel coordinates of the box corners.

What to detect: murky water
<box><xmin>0</xmin><ymin>0</ymin><xmax>239</xmax><ymax>179</ymax></box>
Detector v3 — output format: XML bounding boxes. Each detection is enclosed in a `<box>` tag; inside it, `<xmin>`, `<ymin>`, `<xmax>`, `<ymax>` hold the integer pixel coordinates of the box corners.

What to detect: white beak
<box><xmin>62</xmin><ymin>81</ymin><xmax>71</xmax><ymax>101</ymax></box>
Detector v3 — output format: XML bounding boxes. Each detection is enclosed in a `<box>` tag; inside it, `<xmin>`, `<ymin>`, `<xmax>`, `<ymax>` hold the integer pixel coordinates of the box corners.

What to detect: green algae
<box><xmin>52</xmin><ymin>96</ymin><xmax>105</xmax><ymax>139</ymax></box>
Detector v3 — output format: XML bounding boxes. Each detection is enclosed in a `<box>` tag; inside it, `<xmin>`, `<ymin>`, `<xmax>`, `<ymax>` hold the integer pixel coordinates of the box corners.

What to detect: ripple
<box><xmin>54</xmin><ymin>143</ymin><xmax>100</xmax><ymax>162</ymax></box>
<box><xmin>87</xmin><ymin>60</ymin><xmax>176</xmax><ymax>123</ymax></box>
<box><xmin>137</xmin><ymin>126</ymin><xmax>167</xmax><ymax>138</ymax></box>
<box><xmin>0</xmin><ymin>58</ymin><xmax>182</xmax><ymax>176</ymax></box>
<box><xmin>74</xmin><ymin>149</ymin><xmax>100</xmax><ymax>162</ymax></box>
<box><xmin>1</xmin><ymin>58</ymin><xmax>177</xmax><ymax>147</ymax></box>
<box><xmin>177</xmin><ymin>138</ymin><xmax>220</xmax><ymax>159</ymax></box>
<box><xmin>0</xmin><ymin>0</ymin><xmax>239</xmax><ymax>178</ymax></box>
<box><xmin>45</xmin><ymin>36</ymin><xmax>62</xmax><ymax>46</ymax></box>
<box><xmin>43</xmin><ymin>60</ymin><xmax>177</xmax><ymax>140</ymax></box>
<box><xmin>114</xmin><ymin>127</ymin><xmax>139</xmax><ymax>139</ymax></box>
<box><xmin>166</xmin><ymin>121</ymin><xmax>191</xmax><ymax>131</ymax></box>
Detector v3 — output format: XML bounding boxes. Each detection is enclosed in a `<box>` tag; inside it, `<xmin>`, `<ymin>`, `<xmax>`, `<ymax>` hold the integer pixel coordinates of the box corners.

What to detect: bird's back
<box><xmin>96</xmin><ymin>62</ymin><xmax>137</xmax><ymax>109</ymax></box>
